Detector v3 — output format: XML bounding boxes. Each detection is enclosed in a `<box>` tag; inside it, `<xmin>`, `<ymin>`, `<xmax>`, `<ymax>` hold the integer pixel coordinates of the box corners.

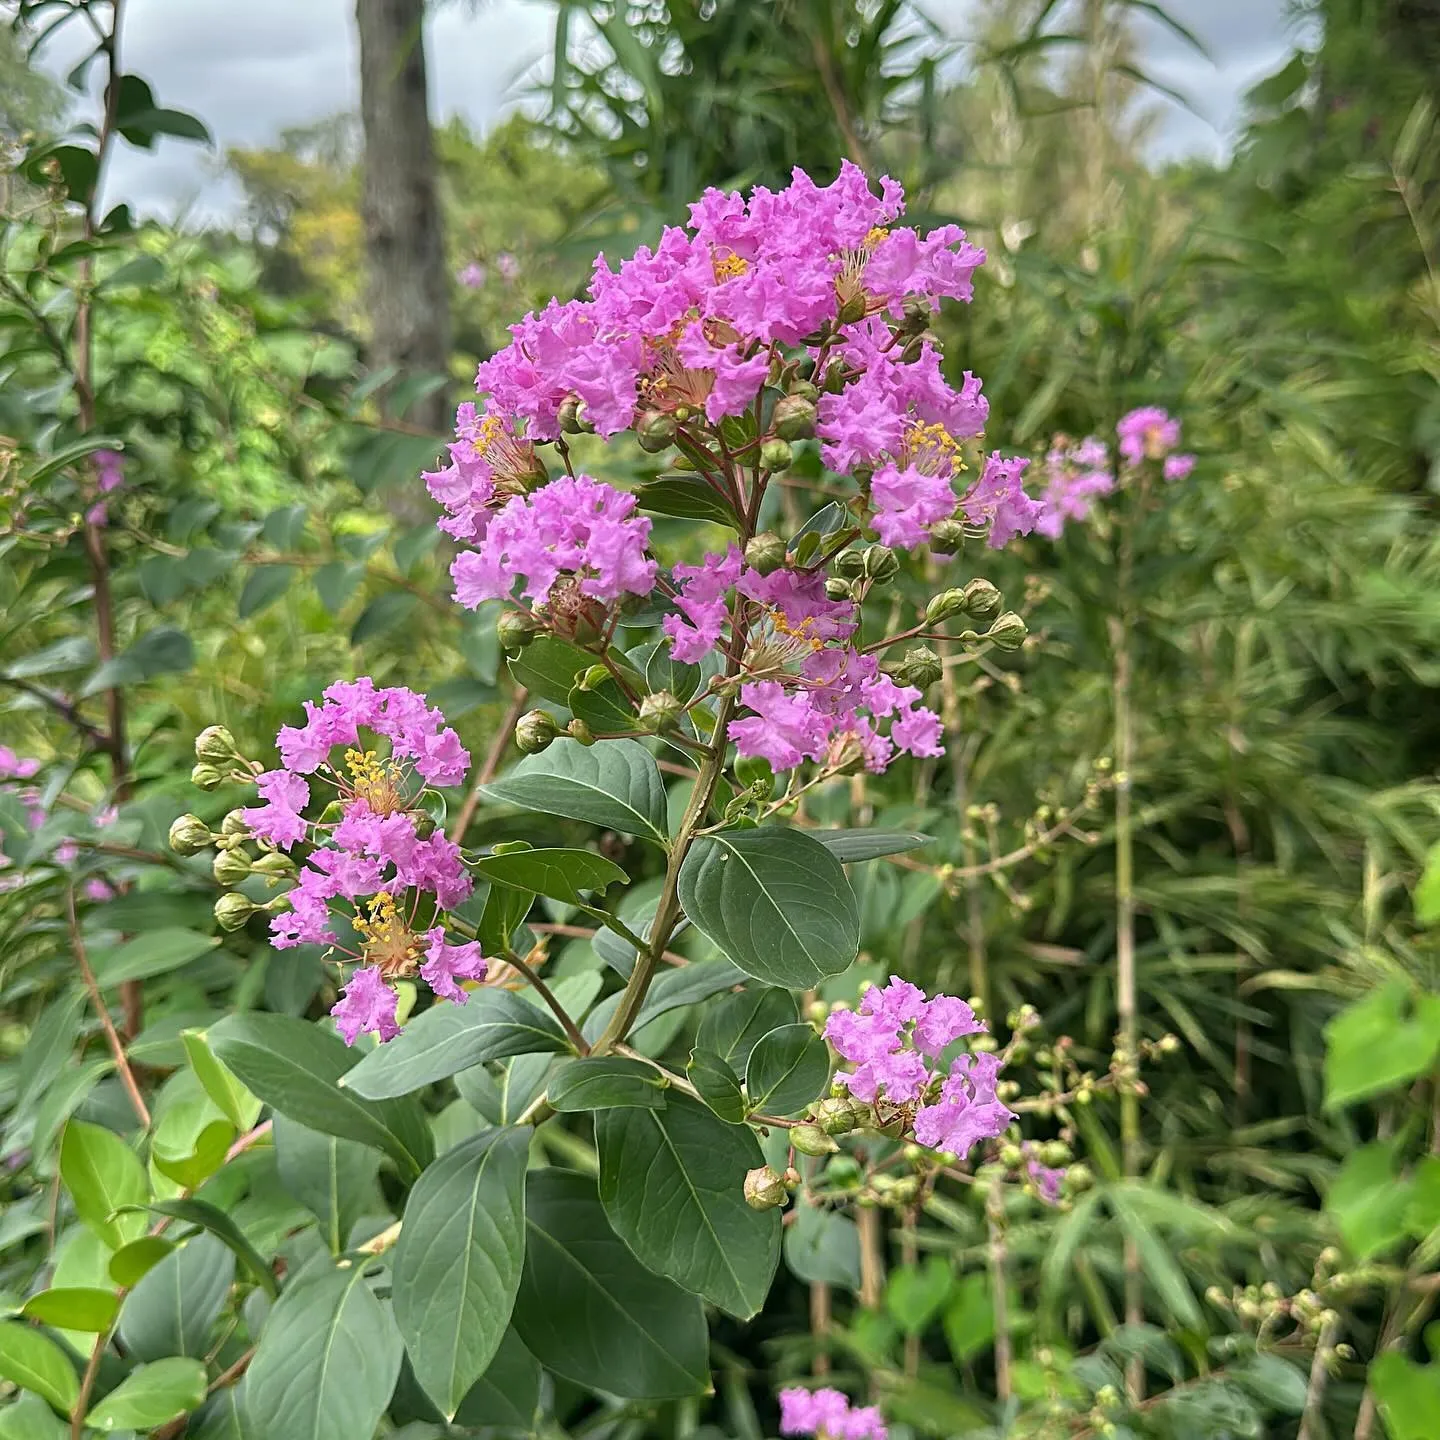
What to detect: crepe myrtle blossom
<box><xmin>779</xmin><ymin>1387</ymin><xmax>887</xmax><ymax>1440</ymax></box>
<box><xmin>826</xmin><ymin>976</ymin><xmax>1015</xmax><ymax>1157</ymax></box>
<box><xmin>1116</xmin><ymin>406</ymin><xmax>1194</xmax><ymax>478</ymax></box>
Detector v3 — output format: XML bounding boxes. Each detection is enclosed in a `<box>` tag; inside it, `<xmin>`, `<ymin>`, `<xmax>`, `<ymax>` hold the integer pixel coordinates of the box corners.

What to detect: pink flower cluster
<box><xmin>244</xmin><ymin>680</ymin><xmax>491</xmax><ymax>1045</ymax></box>
<box><xmin>826</xmin><ymin>976</ymin><xmax>1014</xmax><ymax>1157</ymax></box>
<box><xmin>1117</xmin><ymin>406</ymin><xmax>1195</xmax><ymax>481</ymax></box>
<box><xmin>779</xmin><ymin>1387</ymin><xmax>886</xmax><ymax>1440</ymax></box>
<box><xmin>85</xmin><ymin>449</ymin><xmax>124</xmax><ymax>527</ymax></box>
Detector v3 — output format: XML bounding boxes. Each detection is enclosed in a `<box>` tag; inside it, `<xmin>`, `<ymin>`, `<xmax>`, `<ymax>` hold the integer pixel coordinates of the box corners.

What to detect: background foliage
<box><xmin>1</xmin><ymin>0</ymin><xmax>1438</xmax><ymax>1437</ymax></box>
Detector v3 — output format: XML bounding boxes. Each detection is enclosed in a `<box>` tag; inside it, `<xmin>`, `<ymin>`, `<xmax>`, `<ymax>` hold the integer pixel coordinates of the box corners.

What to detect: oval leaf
<box><xmin>60</xmin><ymin>1120</ymin><xmax>148</xmax><ymax>1249</ymax></box>
<box><xmin>697</xmin><ymin>987</ymin><xmax>797</xmax><ymax>1071</ymax></box>
<box><xmin>548</xmin><ymin>1057</ymin><xmax>670</xmax><ymax>1112</ymax></box>
<box><xmin>745</xmin><ymin>1023</ymin><xmax>832</xmax><ymax>1116</ymax></box>
<box><xmin>20</xmin><ymin>1287</ymin><xmax>119</xmax><ymax>1333</ymax></box>
<box><xmin>85</xmin><ymin>1357</ymin><xmax>207</xmax><ymax>1432</ymax></box>
<box><xmin>473</xmin><ymin>848</ymin><xmax>629</xmax><ymax>906</ymax></box>
<box><xmin>687</xmin><ymin>1048</ymin><xmax>746</xmax><ymax>1123</ymax></box>
<box><xmin>119</xmin><ymin>1233</ymin><xmax>234</xmax><ymax>1362</ymax></box>
<box><xmin>809</xmin><ymin>829</ymin><xmax>934</xmax><ymax>862</ymax></box>
<box><xmin>596</xmin><ymin>1092</ymin><xmax>780</xmax><ymax>1319</ymax></box>
<box><xmin>678</xmin><ymin>829</ymin><xmax>859</xmax><ymax>988</ymax></box>
<box><xmin>0</xmin><ymin>1321</ymin><xmax>79</xmax><ymax>1415</ymax></box>
<box><xmin>392</xmin><ymin>1128</ymin><xmax>529</xmax><ymax>1418</ymax></box>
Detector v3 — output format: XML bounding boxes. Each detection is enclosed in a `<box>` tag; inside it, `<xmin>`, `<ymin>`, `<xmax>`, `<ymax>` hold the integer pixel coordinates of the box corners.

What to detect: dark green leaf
<box><xmin>120</xmin><ymin>1199</ymin><xmax>276</xmax><ymax>1297</ymax></box>
<box><xmin>635</xmin><ymin>475</ymin><xmax>740</xmax><ymax>528</ymax></box>
<box><xmin>392</xmin><ymin>1129</ymin><xmax>529</xmax><ymax>1418</ymax></box>
<box><xmin>583</xmin><ymin>957</ymin><xmax>744</xmax><ymax>1044</ymax></box>
<box><xmin>596</xmin><ymin>1093</ymin><xmax>780</xmax><ymax>1318</ymax></box>
<box><xmin>452</xmin><ymin>1328</ymin><xmax>542</xmax><ymax>1430</ymax></box>
<box><xmin>697</xmin><ymin>987</ymin><xmax>796</xmax><ymax>1071</ymax></box>
<box><xmin>343</xmin><ymin>991</ymin><xmax>570</xmax><ymax>1101</ymax></box>
<box><xmin>506</xmin><ymin>636</ymin><xmax>595</xmax><ymax>704</ymax></box>
<box><xmin>314</xmin><ymin>561</ymin><xmax>364</xmax><ymax>616</ymax></box>
<box><xmin>784</xmin><ymin>1199</ymin><xmax>860</xmax><ymax>1288</ymax></box>
<box><xmin>238</xmin><ymin>565</ymin><xmax>297</xmax><ymax>618</ymax></box>
<box><xmin>91</xmin><ymin>928</ymin><xmax>219</xmax><ymax>986</ymax></box>
<box><xmin>351</xmin><ymin>592</ymin><xmax>418</xmax><ymax>644</ymax></box>
<box><xmin>119</xmin><ymin>1233</ymin><xmax>234</xmax><ymax>1361</ymax></box>
<box><xmin>273</xmin><ymin>1116</ymin><xmax>381</xmax><ymax>1255</ymax></box>
<box><xmin>513</xmin><ymin>1169</ymin><xmax>709</xmax><ymax>1399</ymax></box>
<box><xmin>548</xmin><ymin>1057</ymin><xmax>669</xmax><ymax>1111</ymax></box>
<box><xmin>473</xmin><ymin>847</ymin><xmax>629</xmax><ymax>906</ymax></box>
<box><xmin>809</xmin><ymin>829</ymin><xmax>934</xmax><ymax>863</ymax></box>
<box><xmin>687</xmin><ymin>1048</ymin><xmax>746</xmax><ymax>1123</ymax></box>
<box><xmin>745</xmin><ymin>1024</ymin><xmax>831</xmax><ymax>1116</ymax></box>
<box><xmin>678</xmin><ymin>829</ymin><xmax>859</xmax><ymax>988</ymax></box>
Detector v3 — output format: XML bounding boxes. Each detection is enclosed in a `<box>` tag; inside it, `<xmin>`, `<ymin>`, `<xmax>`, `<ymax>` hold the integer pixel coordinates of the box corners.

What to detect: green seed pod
<box><xmin>862</xmin><ymin>545</ymin><xmax>899</xmax><ymax>583</ymax></box>
<box><xmin>496</xmin><ymin>608</ymin><xmax>541</xmax><ymax>654</ymax></box>
<box><xmin>886</xmin><ymin>645</ymin><xmax>942</xmax><ymax>689</ymax></box>
<box><xmin>790</xmin><ymin>1123</ymin><xmax>840</xmax><ymax>1157</ymax></box>
<box><xmin>833</xmin><ymin>549</ymin><xmax>866</xmax><ymax>579</ymax></box>
<box><xmin>558</xmin><ymin>396</ymin><xmax>583</xmax><ymax>434</ymax></box>
<box><xmin>635</xmin><ymin>410</ymin><xmax>679</xmax><ymax>453</ymax></box>
<box><xmin>194</xmin><ymin>726</ymin><xmax>237</xmax><ymax>764</ymax></box>
<box><xmin>220</xmin><ymin>809</ymin><xmax>250</xmax><ymax>836</ymax></box>
<box><xmin>251</xmin><ymin>851</ymin><xmax>296</xmax><ymax>881</ymax></box>
<box><xmin>168</xmin><ymin>813</ymin><xmax>215</xmax><ymax>856</ymax></box>
<box><xmin>772</xmin><ymin>393</ymin><xmax>818</xmax><ymax>442</ymax></box>
<box><xmin>928</xmin><ymin>517</ymin><xmax>968</xmax><ymax>555</ymax></box>
<box><xmin>787</xmin><ymin>378</ymin><xmax>820</xmax><ymax>402</ymax></box>
<box><xmin>812</xmin><ymin>1097</ymin><xmax>858</xmax><ymax>1135</ymax></box>
<box><xmin>743</xmin><ymin>531</ymin><xmax>787</xmax><ymax>576</ymax></box>
<box><xmin>191</xmin><ymin>763</ymin><xmax>224</xmax><ymax>791</ymax></box>
<box><xmin>825</xmin><ymin>577</ymin><xmax>857</xmax><ymax>602</ymax></box>
<box><xmin>925</xmin><ymin>589</ymin><xmax>968</xmax><ymax>624</ymax></box>
<box><xmin>760</xmin><ymin>437</ymin><xmax>793</xmax><ymax>472</ymax></box>
<box><xmin>961</xmin><ymin>577</ymin><xmax>1003</xmax><ymax>621</ymax></box>
<box><xmin>212</xmin><ymin>849</ymin><xmax>253</xmax><ymax>887</ymax></box>
<box><xmin>515</xmin><ymin>709</ymin><xmax>560</xmax><ymax>755</ymax></box>
<box><xmin>214</xmin><ymin>892</ymin><xmax>257</xmax><ymax>932</ymax></box>
<box><xmin>987</xmin><ymin>611</ymin><xmax>1028</xmax><ymax>651</ymax></box>
<box><xmin>638</xmin><ymin>690</ymin><xmax>684</xmax><ymax>733</ymax></box>
<box><xmin>743</xmin><ymin>1165</ymin><xmax>789</xmax><ymax>1211</ymax></box>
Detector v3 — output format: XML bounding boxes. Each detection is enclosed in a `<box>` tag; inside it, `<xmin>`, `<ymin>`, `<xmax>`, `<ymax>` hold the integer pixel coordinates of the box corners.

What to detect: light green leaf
<box><xmin>678</xmin><ymin>829</ymin><xmax>859</xmax><ymax>988</ymax></box>
<box><xmin>1324</xmin><ymin>982</ymin><xmax>1440</xmax><ymax>1109</ymax></box>
<box><xmin>596</xmin><ymin>1092</ymin><xmax>780</xmax><ymax>1318</ymax></box>
<box><xmin>60</xmin><ymin>1121</ymin><xmax>148</xmax><ymax>1249</ymax></box>
<box><xmin>547</xmin><ymin>1058</ymin><xmax>669</xmax><ymax>1112</ymax></box>
<box><xmin>182</xmin><ymin>1029</ymin><xmax>263</xmax><ymax>1131</ymax></box>
<box><xmin>85</xmin><ymin>1357</ymin><xmax>208</xmax><ymax>1432</ymax></box>
<box><xmin>784</xmin><ymin>1198</ymin><xmax>861</xmax><ymax>1289</ymax></box>
<box><xmin>20</xmin><ymin>1287</ymin><xmax>119</xmax><ymax>1332</ymax></box>
<box><xmin>481</xmin><ymin>739</ymin><xmax>668</xmax><ymax>844</ymax></box>
<box><xmin>392</xmin><ymin>1129</ymin><xmax>529</xmax><ymax>1418</ymax></box>
<box><xmin>745</xmin><ymin>1024</ymin><xmax>831</xmax><ymax>1115</ymax></box>
<box><xmin>1416</xmin><ymin>842</ymin><xmax>1440</xmax><ymax>927</ymax></box>
<box><xmin>1372</xmin><ymin>1349</ymin><xmax>1440</xmax><ymax>1440</ymax></box>
<box><xmin>108</xmin><ymin>1235</ymin><xmax>175</xmax><ymax>1288</ymax></box>
<box><xmin>1328</xmin><ymin>1139</ymin><xmax>1413</xmax><ymax>1260</ymax></box>
<box><xmin>0</xmin><ymin>1322</ymin><xmax>79</xmax><ymax>1416</ymax></box>
<box><xmin>886</xmin><ymin>1258</ymin><xmax>954</xmax><ymax>1335</ymax></box>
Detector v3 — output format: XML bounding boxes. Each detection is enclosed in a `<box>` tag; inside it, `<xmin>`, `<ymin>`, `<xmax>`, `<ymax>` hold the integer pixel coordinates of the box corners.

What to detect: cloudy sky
<box><xmin>30</xmin><ymin>0</ymin><xmax>1309</xmax><ymax>221</ymax></box>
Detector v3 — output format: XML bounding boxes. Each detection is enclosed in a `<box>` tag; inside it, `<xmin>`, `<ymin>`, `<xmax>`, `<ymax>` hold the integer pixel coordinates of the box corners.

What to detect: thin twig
<box><xmin>504</xmin><ymin>945</ymin><xmax>589</xmax><ymax>1053</ymax></box>
<box><xmin>67</xmin><ymin>886</ymin><xmax>150</xmax><ymax>1131</ymax></box>
<box><xmin>449</xmin><ymin>687</ymin><xmax>527</xmax><ymax>842</ymax></box>
<box><xmin>0</xmin><ymin>676</ymin><xmax>108</xmax><ymax>747</ymax></box>
<box><xmin>1296</xmin><ymin>1316</ymin><xmax>1340</xmax><ymax>1440</ymax></box>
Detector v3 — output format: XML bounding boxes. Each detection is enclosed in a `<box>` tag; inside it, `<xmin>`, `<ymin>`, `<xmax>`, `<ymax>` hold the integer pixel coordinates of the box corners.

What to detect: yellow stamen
<box><xmin>344</xmin><ymin>749</ymin><xmax>407</xmax><ymax>816</ymax></box>
<box><xmin>864</xmin><ymin>226</ymin><xmax>890</xmax><ymax>250</ymax></box>
<box><xmin>353</xmin><ymin>892</ymin><xmax>422</xmax><ymax>978</ymax></box>
<box><xmin>712</xmin><ymin>252</ymin><xmax>749</xmax><ymax>281</ymax></box>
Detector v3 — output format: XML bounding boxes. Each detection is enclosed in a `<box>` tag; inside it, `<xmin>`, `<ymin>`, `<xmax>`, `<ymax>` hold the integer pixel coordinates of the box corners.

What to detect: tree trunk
<box><xmin>354</xmin><ymin>0</ymin><xmax>452</xmax><ymax>444</ymax></box>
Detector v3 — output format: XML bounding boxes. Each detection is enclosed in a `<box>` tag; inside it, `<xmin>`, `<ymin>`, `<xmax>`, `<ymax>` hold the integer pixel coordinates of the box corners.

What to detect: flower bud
<box><xmin>220</xmin><ymin>809</ymin><xmax>250</xmax><ymax>836</ymax></box>
<box><xmin>191</xmin><ymin>763</ymin><xmax>224</xmax><ymax>791</ymax></box>
<box><xmin>787</xmin><ymin>378</ymin><xmax>819</xmax><ymax>402</ymax></box>
<box><xmin>733</xmin><ymin>753</ymin><xmax>775</xmax><ymax>794</ymax></box>
<box><xmin>928</xmin><ymin>517</ymin><xmax>968</xmax><ymax>555</ymax></box>
<box><xmin>515</xmin><ymin>709</ymin><xmax>560</xmax><ymax>755</ymax></box>
<box><xmin>251</xmin><ymin>851</ymin><xmax>296</xmax><ymax>882</ymax></box>
<box><xmin>772</xmin><ymin>394</ymin><xmax>817</xmax><ymax>442</ymax></box>
<box><xmin>812</xmin><ymin>1097</ymin><xmax>859</xmax><ymax>1136</ymax></box>
<box><xmin>987</xmin><ymin>611</ymin><xmax>1028</xmax><ymax>651</ymax></box>
<box><xmin>496</xmin><ymin>608</ymin><xmax>541</xmax><ymax>654</ymax></box>
<box><xmin>962</xmin><ymin>577</ymin><xmax>1003</xmax><ymax>620</ymax></box>
<box><xmin>214</xmin><ymin>892</ymin><xmax>257</xmax><ymax>931</ymax></box>
<box><xmin>925</xmin><ymin>589</ymin><xmax>968</xmax><ymax>624</ymax></box>
<box><xmin>168</xmin><ymin>813</ymin><xmax>215</xmax><ymax>856</ymax></box>
<box><xmin>638</xmin><ymin>690</ymin><xmax>684</xmax><ymax>733</ymax></box>
<box><xmin>744</xmin><ymin>1164</ymin><xmax>789</xmax><ymax>1211</ymax></box>
<box><xmin>566</xmin><ymin>718</ymin><xmax>596</xmax><ymax>746</ymax></box>
<box><xmin>558</xmin><ymin>396</ymin><xmax>583</xmax><ymax>434</ymax></box>
<box><xmin>836</xmin><ymin>292</ymin><xmax>868</xmax><ymax>326</ymax></box>
<box><xmin>862</xmin><ymin>545</ymin><xmax>898</xmax><ymax>583</ymax></box>
<box><xmin>743</xmin><ymin>532</ymin><xmax>787</xmax><ymax>576</ymax></box>
<box><xmin>571</xmin><ymin>400</ymin><xmax>597</xmax><ymax>434</ymax></box>
<box><xmin>900</xmin><ymin>294</ymin><xmax>932</xmax><ymax>332</ymax></box>
<box><xmin>759</xmin><ymin>437</ymin><xmax>793</xmax><ymax>472</ymax></box>
<box><xmin>790</xmin><ymin>1124</ymin><xmax>839</xmax><ymax>1156</ymax></box>
<box><xmin>890</xmin><ymin>1175</ymin><xmax>921</xmax><ymax>1204</ymax></box>
<box><xmin>886</xmin><ymin>646</ymin><xmax>942</xmax><ymax>689</ymax></box>
<box><xmin>825</xmin><ymin>577</ymin><xmax>857</xmax><ymax>602</ymax></box>
<box><xmin>833</xmin><ymin>549</ymin><xmax>866</xmax><ymax>579</ymax></box>
<box><xmin>821</xmin><ymin>360</ymin><xmax>848</xmax><ymax>394</ymax></box>
<box><xmin>194</xmin><ymin>726</ymin><xmax>237</xmax><ymax>764</ymax></box>
<box><xmin>213</xmin><ymin>849</ymin><xmax>252</xmax><ymax>887</ymax></box>
<box><xmin>635</xmin><ymin>410</ymin><xmax>678</xmax><ymax>453</ymax></box>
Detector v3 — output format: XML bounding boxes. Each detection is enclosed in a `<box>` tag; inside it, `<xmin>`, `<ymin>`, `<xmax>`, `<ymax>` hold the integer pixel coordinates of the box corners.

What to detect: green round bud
<box><xmin>638</xmin><ymin>690</ymin><xmax>684</xmax><ymax>733</ymax></box>
<box><xmin>743</xmin><ymin>532</ymin><xmax>787</xmax><ymax>576</ymax></box>
<box><xmin>812</xmin><ymin>1097</ymin><xmax>858</xmax><ymax>1135</ymax></box>
<box><xmin>823</xmin><ymin>1155</ymin><xmax>863</xmax><ymax>1188</ymax></box>
<box><xmin>787</xmin><ymin>377</ymin><xmax>819</xmax><ymax>401</ymax></box>
<box><xmin>214</xmin><ymin>892</ymin><xmax>257</xmax><ymax>932</ymax></box>
<box><xmin>833</xmin><ymin>549</ymin><xmax>866</xmax><ymax>579</ymax></box>
<box><xmin>821</xmin><ymin>360</ymin><xmax>848</xmax><ymax>395</ymax></box>
<box><xmin>558</xmin><ymin>396</ymin><xmax>583</xmax><ymax>434</ymax></box>
<box><xmin>571</xmin><ymin>400</ymin><xmax>597</xmax><ymax>434</ymax></box>
<box><xmin>194</xmin><ymin>726</ymin><xmax>237</xmax><ymax>764</ymax></box>
<box><xmin>772</xmin><ymin>394</ymin><xmax>818</xmax><ymax>442</ymax></box>
<box><xmin>885</xmin><ymin>645</ymin><xmax>942</xmax><ymax>690</ymax></box>
<box><xmin>733</xmin><ymin>753</ymin><xmax>775</xmax><ymax>794</ymax></box>
<box><xmin>987</xmin><ymin>611</ymin><xmax>1028</xmax><ymax>651</ymax></box>
<box><xmin>168</xmin><ymin>813</ymin><xmax>215</xmax><ymax>856</ymax></box>
<box><xmin>566</xmin><ymin>718</ymin><xmax>596</xmax><ymax>746</ymax></box>
<box><xmin>825</xmin><ymin>577</ymin><xmax>856</xmax><ymax>602</ymax></box>
<box><xmin>635</xmin><ymin>410</ymin><xmax>678</xmax><ymax>453</ymax></box>
<box><xmin>759</xmin><ymin>437</ymin><xmax>793</xmax><ymax>472</ymax></box>
<box><xmin>790</xmin><ymin>1123</ymin><xmax>840</xmax><ymax>1156</ymax></box>
<box><xmin>496</xmin><ymin>609</ymin><xmax>541</xmax><ymax>654</ymax></box>
<box><xmin>862</xmin><ymin>545</ymin><xmax>899</xmax><ymax>583</ymax></box>
<box><xmin>515</xmin><ymin>709</ymin><xmax>561</xmax><ymax>755</ymax></box>
<box><xmin>836</xmin><ymin>292</ymin><xmax>868</xmax><ymax>326</ymax></box>
<box><xmin>890</xmin><ymin>1175</ymin><xmax>921</xmax><ymax>1204</ymax></box>
<box><xmin>962</xmin><ymin>577</ymin><xmax>1003</xmax><ymax>620</ymax></box>
<box><xmin>743</xmin><ymin>1164</ymin><xmax>789</xmax><ymax>1211</ymax></box>
<box><xmin>220</xmin><ymin>809</ymin><xmax>250</xmax><ymax>837</ymax></box>
<box><xmin>191</xmin><ymin>763</ymin><xmax>224</xmax><ymax>791</ymax></box>
<box><xmin>929</xmin><ymin>517</ymin><xmax>968</xmax><ymax>555</ymax></box>
<box><xmin>251</xmin><ymin>851</ymin><xmax>296</xmax><ymax>881</ymax></box>
<box><xmin>213</xmin><ymin>849</ymin><xmax>253</xmax><ymax>887</ymax></box>
<box><xmin>925</xmin><ymin>589</ymin><xmax>968</xmax><ymax>624</ymax></box>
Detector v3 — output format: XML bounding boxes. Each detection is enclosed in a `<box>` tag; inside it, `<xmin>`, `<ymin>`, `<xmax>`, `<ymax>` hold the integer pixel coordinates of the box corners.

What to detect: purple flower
<box><xmin>1117</xmin><ymin>406</ymin><xmax>1181</xmax><ymax>466</ymax></box>
<box><xmin>331</xmin><ymin>965</ymin><xmax>401</xmax><ymax>1045</ymax></box>
<box><xmin>242</xmin><ymin>770</ymin><xmax>311</xmax><ymax>851</ymax></box>
<box><xmin>1026</xmin><ymin>1152</ymin><xmax>1065</xmax><ymax>1205</ymax></box>
<box><xmin>420</xmin><ymin>927</ymin><xmax>490</xmax><ymax>1002</ymax></box>
<box><xmin>0</xmin><ymin>747</ymin><xmax>40</xmax><ymax>781</ymax></box>
<box><xmin>778</xmin><ymin>1386</ymin><xmax>887</xmax><ymax>1440</ymax></box>
<box><xmin>963</xmin><ymin>452</ymin><xmax>1044</xmax><ymax>548</ymax></box>
<box><xmin>1034</xmin><ymin>437</ymin><xmax>1115</xmax><ymax>539</ymax></box>
<box><xmin>664</xmin><ymin>545</ymin><xmax>743</xmax><ymax>663</ymax></box>
<box><xmin>870</xmin><ymin>462</ymin><xmax>955</xmax><ymax>548</ymax></box>
<box><xmin>913</xmin><ymin>1051</ymin><xmax>1014</xmax><ymax>1156</ymax></box>
<box><xmin>1163</xmin><ymin>452</ymin><xmax>1196</xmax><ymax>482</ymax></box>
<box><xmin>457</xmin><ymin>261</ymin><xmax>487</xmax><ymax>289</ymax></box>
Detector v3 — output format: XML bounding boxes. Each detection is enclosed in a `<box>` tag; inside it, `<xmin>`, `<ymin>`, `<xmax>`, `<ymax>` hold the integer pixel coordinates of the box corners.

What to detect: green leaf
<box><xmin>20</xmin><ymin>1287</ymin><xmax>119</xmax><ymax>1332</ymax></box>
<box><xmin>473</xmin><ymin>847</ymin><xmax>629</xmax><ymax>906</ymax></box>
<box><xmin>1234</xmin><ymin>1353</ymin><xmax>1308</xmax><ymax>1414</ymax></box>
<box><xmin>482</xmin><ymin>739</ymin><xmax>669</xmax><ymax>844</ymax></box>
<box><xmin>120</xmin><ymin>1199</ymin><xmax>276</xmax><ymax>1296</ymax></box>
<box><xmin>1418</xmin><ymin>843</ymin><xmax>1440</xmax><ymax>927</ymax></box>
<box><xmin>60</xmin><ymin>1120</ymin><xmax>148</xmax><ymax>1249</ymax></box>
<box><xmin>745</xmin><ymin>1023</ymin><xmax>831</xmax><ymax>1115</ymax></box>
<box><xmin>314</xmin><ymin>560</ymin><xmax>364</xmax><ymax>616</ymax></box>
<box><xmin>569</xmin><ymin>675</ymin><xmax>638</xmax><ymax>734</ymax></box>
<box><xmin>182</xmin><ymin>1029</ymin><xmax>263</xmax><ymax>1131</ymax></box>
<box><xmin>108</xmin><ymin>1236</ymin><xmax>174</xmax><ymax>1288</ymax></box>
<box><xmin>119</xmin><ymin>1233</ymin><xmax>234</xmax><ymax>1362</ymax></box>
<box><xmin>81</xmin><ymin>626</ymin><xmax>194</xmax><ymax>695</ymax></box>
<box><xmin>627</xmin><ymin>637</ymin><xmax>701</xmax><ymax>703</ymax></box>
<box><xmin>596</xmin><ymin>1092</ymin><xmax>780</xmax><ymax>1318</ymax></box>
<box><xmin>189</xmin><ymin>1381</ymin><xmax>252</xmax><ymax>1440</ymax></box>
<box><xmin>452</xmin><ymin>1328</ymin><xmax>542</xmax><ymax>1430</ymax></box>
<box><xmin>1407</xmin><ymin>1156</ymin><xmax>1440</xmax><ymax>1238</ymax></box>
<box><xmin>697</xmin><ymin>987</ymin><xmax>797</xmax><ymax>1071</ymax></box>
<box><xmin>3</xmin><ymin>635</ymin><xmax>96</xmax><ymax>680</ymax></box>
<box><xmin>85</xmin><ymin>1356</ymin><xmax>207</xmax><ymax>1431</ymax></box>
<box><xmin>506</xmin><ymin>636</ymin><xmax>596</xmax><ymax>704</ymax></box>
<box><xmin>90</xmin><ymin>928</ymin><xmax>219</xmax><ymax>986</ymax></box>
<box><xmin>678</xmin><ymin>829</ymin><xmax>860</xmax><ymax>988</ymax></box>
<box><xmin>1324</xmin><ymin>982</ymin><xmax>1440</xmax><ymax>1109</ymax></box>
<box><xmin>350</xmin><ymin>592</ymin><xmax>418</xmax><ymax>644</ymax></box>
<box><xmin>393</xmin><ymin>1128</ymin><xmax>529</xmax><ymax>1418</ymax></box>
<box><xmin>886</xmin><ymin>1257</ymin><xmax>954</xmax><ymax>1335</ymax></box>
<box><xmin>809</xmin><ymin>829</ymin><xmax>934</xmax><ymax>863</ymax></box>
<box><xmin>784</xmin><ymin>1199</ymin><xmax>860</xmax><ymax>1288</ymax></box>
<box><xmin>635</xmin><ymin>474</ymin><xmax>741</xmax><ymax>528</ymax></box>
<box><xmin>1107</xmin><ymin>1192</ymin><xmax>1201</xmax><ymax>1328</ymax></box>
<box><xmin>343</xmin><ymin>991</ymin><xmax>570</xmax><ymax>1101</ymax></box>
<box><xmin>1329</xmin><ymin>1139</ymin><xmax>1413</xmax><ymax>1260</ymax></box>
<box><xmin>513</xmin><ymin>1169</ymin><xmax>709</xmax><ymax>1399</ymax></box>
<box><xmin>457</xmin><ymin>1055</ymin><xmax>556</xmax><ymax>1128</ymax></box>
<box><xmin>273</xmin><ymin>1116</ymin><xmax>381</xmax><ymax>1255</ymax></box>
<box><xmin>238</xmin><ymin>565</ymin><xmax>297</xmax><ymax>618</ymax></box>
<box><xmin>247</xmin><ymin>1263</ymin><xmax>402</xmax><ymax>1440</ymax></box>
<box><xmin>13</xmin><ymin>988</ymin><xmax>84</xmax><ymax>1122</ymax></box>
<box><xmin>1372</xmin><ymin>1349</ymin><xmax>1440</xmax><ymax>1440</ymax></box>
<box><xmin>0</xmin><ymin>1322</ymin><xmax>78</xmax><ymax>1416</ymax></box>
<box><xmin>943</xmin><ymin>1272</ymin><xmax>996</xmax><ymax>1364</ymax></box>
<box><xmin>209</xmin><ymin>1013</ymin><xmax>433</xmax><ymax>1178</ymax></box>
<box><xmin>548</xmin><ymin>1057</ymin><xmax>669</xmax><ymax>1112</ymax></box>
<box><xmin>583</xmin><ymin>957</ymin><xmax>745</xmax><ymax>1044</ymax></box>
<box><xmin>0</xmin><ymin>1393</ymin><xmax>67</xmax><ymax>1439</ymax></box>
<box><xmin>687</xmin><ymin>1049</ymin><xmax>746</xmax><ymax>1123</ymax></box>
